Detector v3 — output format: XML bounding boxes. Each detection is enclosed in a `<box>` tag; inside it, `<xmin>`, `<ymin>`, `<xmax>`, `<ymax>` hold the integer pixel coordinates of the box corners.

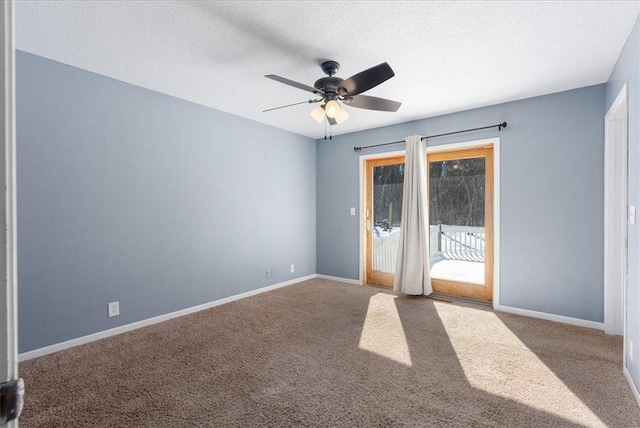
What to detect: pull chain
<box><xmin>324</xmin><ymin>117</ymin><xmax>327</xmax><ymax>140</ymax></box>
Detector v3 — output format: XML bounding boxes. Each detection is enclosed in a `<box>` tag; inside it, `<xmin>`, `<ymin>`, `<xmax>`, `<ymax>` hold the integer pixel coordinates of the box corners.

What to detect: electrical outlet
<box><xmin>270</xmin><ymin>269</ymin><xmax>275</xmax><ymax>278</ymax></box>
<box><xmin>108</xmin><ymin>301</ymin><xmax>119</xmax><ymax>318</ymax></box>
<box><xmin>629</xmin><ymin>340</ymin><xmax>634</xmax><ymax>361</ymax></box>
<box><xmin>290</xmin><ymin>264</ymin><xmax>295</xmax><ymax>273</ymax></box>
<box><xmin>265</xmin><ymin>270</ymin><xmax>270</xmax><ymax>279</ymax></box>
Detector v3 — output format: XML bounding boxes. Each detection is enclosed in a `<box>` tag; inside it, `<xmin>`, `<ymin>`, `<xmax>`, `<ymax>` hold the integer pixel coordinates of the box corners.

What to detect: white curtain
<box><xmin>393</xmin><ymin>135</ymin><xmax>432</xmax><ymax>295</ymax></box>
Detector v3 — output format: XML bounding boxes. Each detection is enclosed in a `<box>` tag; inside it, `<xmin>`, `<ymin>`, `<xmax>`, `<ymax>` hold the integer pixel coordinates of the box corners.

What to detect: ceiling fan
<box><xmin>264</xmin><ymin>60</ymin><xmax>401</xmax><ymax>125</ymax></box>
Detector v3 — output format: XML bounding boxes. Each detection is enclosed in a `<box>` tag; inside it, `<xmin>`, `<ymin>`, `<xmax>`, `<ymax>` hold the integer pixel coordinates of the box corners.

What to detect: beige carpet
<box><xmin>18</xmin><ymin>279</ymin><xmax>640</xmax><ymax>427</ymax></box>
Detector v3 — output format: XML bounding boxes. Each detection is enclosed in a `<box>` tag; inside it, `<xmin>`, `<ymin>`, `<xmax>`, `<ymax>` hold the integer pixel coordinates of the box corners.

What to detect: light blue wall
<box><xmin>317</xmin><ymin>85</ymin><xmax>606</xmax><ymax>322</ymax></box>
<box><xmin>16</xmin><ymin>51</ymin><xmax>317</xmax><ymax>353</ymax></box>
<box><xmin>606</xmin><ymin>14</ymin><xmax>640</xmax><ymax>396</ymax></box>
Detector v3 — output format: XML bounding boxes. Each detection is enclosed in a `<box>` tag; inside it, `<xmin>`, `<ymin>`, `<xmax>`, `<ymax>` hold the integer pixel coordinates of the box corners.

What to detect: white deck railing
<box><xmin>372</xmin><ymin>225</ymin><xmax>485</xmax><ymax>273</ymax></box>
<box><xmin>435</xmin><ymin>225</ymin><xmax>485</xmax><ymax>262</ymax></box>
<box><xmin>373</xmin><ymin>231</ymin><xmax>400</xmax><ymax>273</ymax></box>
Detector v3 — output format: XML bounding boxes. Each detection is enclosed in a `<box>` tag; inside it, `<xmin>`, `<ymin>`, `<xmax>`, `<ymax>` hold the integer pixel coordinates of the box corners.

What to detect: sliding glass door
<box><xmin>363</xmin><ymin>146</ymin><xmax>494</xmax><ymax>301</ymax></box>
<box><xmin>428</xmin><ymin>147</ymin><xmax>494</xmax><ymax>301</ymax></box>
<box><xmin>364</xmin><ymin>156</ymin><xmax>405</xmax><ymax>287</ymax></box>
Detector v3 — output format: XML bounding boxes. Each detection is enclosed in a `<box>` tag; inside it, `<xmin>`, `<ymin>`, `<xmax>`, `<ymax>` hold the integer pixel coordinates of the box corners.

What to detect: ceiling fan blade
<box><xmin>265</xmin><ymin>75</ymin><xmax>324</xmax><ymax>95</ymax></box>
<box><xmin>343</xmin><ymin>94</ymin><xmax>401</xmax><ymax>112</ymax></box>
<box><xmin>327</xmin><ymin>117</ymin><xmax>337</xmax><ymax>126</ymax></box>
<box><xmin>339</xmin><ymin>62</ymin><xmax>395</xmax><ymax>96</ymax></box>
<box><xmin>262</xmin><ymin>99</ymin><xmax>320</xmax><ymax>113</ymax></box>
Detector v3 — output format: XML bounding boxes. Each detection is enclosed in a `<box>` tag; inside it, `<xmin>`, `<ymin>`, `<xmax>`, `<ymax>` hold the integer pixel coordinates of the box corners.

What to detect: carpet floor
<box><xmin>18</xmin><ymin>279</ymin><xmax>640</xmax><ymax>427</ymax></box>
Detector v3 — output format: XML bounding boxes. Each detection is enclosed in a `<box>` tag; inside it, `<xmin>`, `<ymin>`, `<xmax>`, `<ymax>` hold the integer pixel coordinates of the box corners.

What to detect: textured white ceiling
<box><xmin>15</xmin><ymin>1</ymin><xmax>640</xmax><ymax>139</ymax></box>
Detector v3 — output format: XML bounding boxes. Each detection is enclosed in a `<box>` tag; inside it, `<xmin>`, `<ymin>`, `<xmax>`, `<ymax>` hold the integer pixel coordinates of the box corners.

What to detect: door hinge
<box><xmin>0</xmin><ymin>378</ymin><xmax>24</xmax><ymax>423</ymax></box>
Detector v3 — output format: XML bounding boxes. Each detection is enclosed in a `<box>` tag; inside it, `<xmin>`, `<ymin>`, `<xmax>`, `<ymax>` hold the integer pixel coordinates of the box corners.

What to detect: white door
<box><xmin>1</xmin><ymin>1</ymin><xmax>22</xmax><ymax>426</ymax></box>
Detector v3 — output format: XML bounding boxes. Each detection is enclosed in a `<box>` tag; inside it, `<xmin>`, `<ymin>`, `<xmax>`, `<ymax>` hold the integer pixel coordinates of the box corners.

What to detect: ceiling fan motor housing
<box><xmin>314</xmin><ymin>76</ymin><xmax>344</xmax><ymax>100</ymax></box>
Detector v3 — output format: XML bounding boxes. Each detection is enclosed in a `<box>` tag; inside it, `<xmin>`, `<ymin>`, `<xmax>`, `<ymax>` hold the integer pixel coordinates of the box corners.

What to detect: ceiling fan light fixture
<box><xmin>310</xmin><ymin>105</ymin><xmax>325</xmax><ymax>123</ymax></box>
<box><xmin>335</xmin><ymin>107</ymin><xmax>349</xmax><ymax>124</ymax></box>
<box><xmin>324</xmin><ymin>100</ymin><xmax>340</xmax><ymax>118</ymax></box>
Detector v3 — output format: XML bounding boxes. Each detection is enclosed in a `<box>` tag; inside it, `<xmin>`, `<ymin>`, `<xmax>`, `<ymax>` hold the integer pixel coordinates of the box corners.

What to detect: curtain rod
<box><xmin>352</xmin><ymin>122</ymin><xmax>507</xmax><ymax>152</ymax></box>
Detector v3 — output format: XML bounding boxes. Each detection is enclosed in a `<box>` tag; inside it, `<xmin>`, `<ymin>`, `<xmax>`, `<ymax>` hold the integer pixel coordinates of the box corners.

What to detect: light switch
<box><xmin>350</xmin><ymin>207</ymin><xmax>356</xmax><ymax>216</ymax></box>
<box><xmin>630</xmin><ymin>205</ymin><xmax>637</xmax><ymax>224</ymax></box>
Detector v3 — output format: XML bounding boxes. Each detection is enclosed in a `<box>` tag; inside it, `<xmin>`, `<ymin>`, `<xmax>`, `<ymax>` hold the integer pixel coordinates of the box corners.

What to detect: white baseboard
<box><xmin>19</xmin><ymin>274</ymin><xmax>610</xmax><ymax>362</ymax></box>
<box><xmin>19</xmin><ymin>274</ymin><xmax>317</xmax><ymax>362</ymax></box>
<box><xmin>496</xmin><ymin>305</ymin><xmax>605</xmax><ymax>331</ymax></box>
<box><xmin>624</xmin><ymin>366</ymin><xmax>640</xmax><ymax>407</ymax></box>
<box><xmin>316</xmin><ymin>274</ymin><xmax>361</xmax><ymax>285</ymax></box>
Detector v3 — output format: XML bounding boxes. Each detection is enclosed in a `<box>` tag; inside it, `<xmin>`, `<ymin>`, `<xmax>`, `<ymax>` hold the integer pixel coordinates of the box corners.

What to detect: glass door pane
<box><xmin>373</xmin><ymin>163</ymin><xmax>404</xmax><ymax>273</ymax></box>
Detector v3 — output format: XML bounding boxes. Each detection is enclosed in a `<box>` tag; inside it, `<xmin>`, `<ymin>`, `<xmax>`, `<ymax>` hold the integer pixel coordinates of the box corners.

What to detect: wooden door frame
<box><xmin>427</xmin><ymin>139</ymin><xmax>500</xmax><ymax>309</ymax></box>
<box><xmin>364</xmin><ymin>155</ymin><xmax>405</xmax><ymax>287</ymax></box>
<box><xmin>359</xmin><ymin>150</ymin><xmax>405</xmax><ymax>287</ymax></box>
<box><xmin>428</xmin><ymin>146</ymin><xmax>494</xmax><ymax>301</ymax></box>
<box><xmin>359</xmin><ymin>138</ymin><xmax>500</xmax><ymax>309</ymax></box>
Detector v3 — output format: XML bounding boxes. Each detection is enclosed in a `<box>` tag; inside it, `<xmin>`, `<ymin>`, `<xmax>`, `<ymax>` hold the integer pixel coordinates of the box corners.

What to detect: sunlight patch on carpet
<box><xmin>359</xmin><ymin>293</ymin><xmax>412</xmax><ymax>366</ymax></box>
<box><xmin>433</xmin><ymin>303</ymin><xmax>605</xmax><ymax>426</ymax></box>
